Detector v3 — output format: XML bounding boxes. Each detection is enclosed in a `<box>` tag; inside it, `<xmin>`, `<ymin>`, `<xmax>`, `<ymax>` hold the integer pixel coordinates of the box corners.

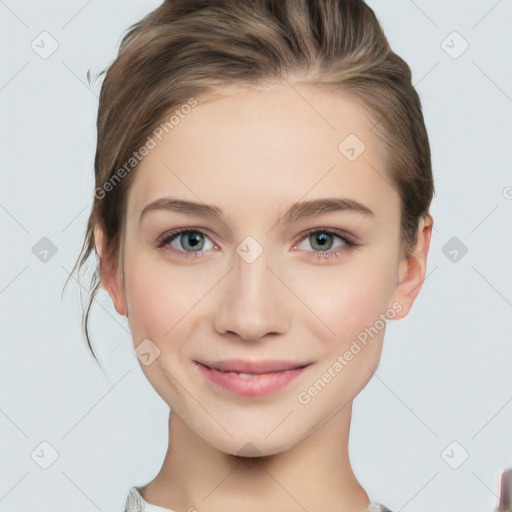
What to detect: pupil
<box><xmin>312</xmin><ymin>233</ymin><xmax>331</xmax><ymax>251</ymax></box>
<box><xmin>183</xmin><ymin>232</ymin><xmax>202</xmax><ymax>251</ymax></box>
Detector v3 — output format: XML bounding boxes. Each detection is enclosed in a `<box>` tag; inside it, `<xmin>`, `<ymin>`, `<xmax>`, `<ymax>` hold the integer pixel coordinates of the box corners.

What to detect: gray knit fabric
<box><xmin>124</xmin><ymin>485</ymin><xmax>394</xmax><ymax>512</ymax></box>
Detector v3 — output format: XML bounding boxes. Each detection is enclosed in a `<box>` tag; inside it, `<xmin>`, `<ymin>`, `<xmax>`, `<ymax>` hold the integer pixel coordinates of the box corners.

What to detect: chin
<box><xmin>204</xmin><ymin>429</ymin><xmax>297</xmax><ymax>459</ymax></box>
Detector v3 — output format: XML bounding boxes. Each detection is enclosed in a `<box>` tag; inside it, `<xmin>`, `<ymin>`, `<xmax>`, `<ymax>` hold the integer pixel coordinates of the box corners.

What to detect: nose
<box><xmin>213</xmin><ymin>245</ymin><xmax>290</xmax><ymax>342</ymax></box>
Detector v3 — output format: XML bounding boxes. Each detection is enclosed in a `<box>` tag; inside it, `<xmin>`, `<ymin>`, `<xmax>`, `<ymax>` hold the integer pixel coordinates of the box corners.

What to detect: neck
<box><xmin>139</xmin><ymin>404</ymin><xmax>370</xmax><ymax>512</ymax></box>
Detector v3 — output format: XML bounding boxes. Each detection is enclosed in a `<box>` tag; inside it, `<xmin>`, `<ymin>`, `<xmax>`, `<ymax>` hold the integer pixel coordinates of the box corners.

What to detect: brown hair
<box><xmin>67</xmin><ymin>0</ymin><xmax>435</xmax><ymax>365</ymax></box>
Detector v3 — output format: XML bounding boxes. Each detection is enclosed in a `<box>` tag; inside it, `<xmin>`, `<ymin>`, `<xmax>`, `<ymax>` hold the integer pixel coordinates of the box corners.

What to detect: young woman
<box><xmin>72</xmin><ymin>0</ymin><xmax>434</xmax><ymax>510</ymax></box>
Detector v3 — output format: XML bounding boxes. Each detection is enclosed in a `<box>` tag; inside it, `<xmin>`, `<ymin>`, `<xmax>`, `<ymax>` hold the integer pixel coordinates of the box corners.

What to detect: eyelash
<box><xmin>155</xmin><ymin>227</ymin><xmax>359</xmax><ymax>262</ymax></box>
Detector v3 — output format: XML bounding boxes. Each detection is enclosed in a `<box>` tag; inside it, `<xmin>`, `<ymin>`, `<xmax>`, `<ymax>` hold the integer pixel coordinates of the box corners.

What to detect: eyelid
<box><xmin>156</xmin><ymin>226</ymin><xmax>217</xmax><ymax>245</ymax></box>
<box><xmin>291</xmin><ymin>227</ymin><xmax>357</xmax><ymax>249</ymax></box>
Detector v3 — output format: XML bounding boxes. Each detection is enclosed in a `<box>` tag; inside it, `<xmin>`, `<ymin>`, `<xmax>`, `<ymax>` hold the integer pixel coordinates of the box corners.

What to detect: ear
<box><xmin>94</xmin><ymin>225</ymin><xmax>128</xmax><ymax>317</ymax></box>
<box><xmin>390</xmin><ymin>215</ymin><xmax>433</xmax><ymax>320</ymax></box>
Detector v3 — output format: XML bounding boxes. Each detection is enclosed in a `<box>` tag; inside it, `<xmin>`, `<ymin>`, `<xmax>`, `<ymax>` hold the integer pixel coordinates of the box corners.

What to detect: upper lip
<box><xmin>197</xmin><ymin>359</ymin><xmax>312</xmax><ymax>374</ymax></box>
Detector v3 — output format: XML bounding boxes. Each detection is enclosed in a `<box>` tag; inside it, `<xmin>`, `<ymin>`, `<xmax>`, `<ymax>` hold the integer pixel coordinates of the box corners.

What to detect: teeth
<box><xmin>228</xmin><ymin>371</ymin><xmax>259</xmax><ymax>379</ymax></box>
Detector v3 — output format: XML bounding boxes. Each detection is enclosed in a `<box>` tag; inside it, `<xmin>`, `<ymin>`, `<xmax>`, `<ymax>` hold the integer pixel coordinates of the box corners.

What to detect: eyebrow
<box><xmin>139</xmin><ymin>197</ymin><xmax>375</xmax><ymax>225</ymax></box>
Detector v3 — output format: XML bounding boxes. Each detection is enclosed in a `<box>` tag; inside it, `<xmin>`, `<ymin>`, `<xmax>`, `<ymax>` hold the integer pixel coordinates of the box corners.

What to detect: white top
<box><xmin>123</xmin><ymin>486</ymin><xmax>393</xmax><ymax>511</ymax></box>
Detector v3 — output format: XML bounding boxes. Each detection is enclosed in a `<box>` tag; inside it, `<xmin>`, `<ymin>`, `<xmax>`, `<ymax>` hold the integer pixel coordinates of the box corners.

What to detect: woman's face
<box><xmin>99</xmin><ymin>83</ymin><xmax>426</xmax><ymax>456</ymax></box>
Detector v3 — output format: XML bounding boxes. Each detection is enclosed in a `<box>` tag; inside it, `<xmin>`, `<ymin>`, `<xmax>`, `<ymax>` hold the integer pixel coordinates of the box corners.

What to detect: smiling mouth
<box><xmin>201</xmin><ymin>366</ymin><xmax>301</xmax><ymax>379</ymax></box>
<box><xmin>196</xmin><ymin>358</ymin><xmax>312</xmax><ymax>373</ymax></box>
<box><xmin>194</xmin><ymin>360</ymin><xmax>312</xmax><ymax>397</ymax></box>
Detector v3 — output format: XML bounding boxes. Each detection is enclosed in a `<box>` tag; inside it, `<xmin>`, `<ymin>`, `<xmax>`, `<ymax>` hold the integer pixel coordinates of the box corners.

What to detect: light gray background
<box><xmin>1</xmin><ymin>1</ymin><xmax>511</xmax><ymax>511</ymax></box>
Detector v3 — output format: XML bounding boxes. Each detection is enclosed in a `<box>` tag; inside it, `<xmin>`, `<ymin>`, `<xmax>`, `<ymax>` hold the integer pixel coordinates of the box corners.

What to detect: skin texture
<box><xmin>95</xmin><ymin>82</ymin><xmax>432</xmax><ymax>512</ymax></box>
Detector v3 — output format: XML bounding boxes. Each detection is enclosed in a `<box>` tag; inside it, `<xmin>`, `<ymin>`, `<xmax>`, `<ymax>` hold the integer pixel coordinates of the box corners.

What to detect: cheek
<box><xmin>123</xmin><ymin>248</ymin><xmax>218</xmax><ymax>349</ymax></box>
<box><xmin>295</xmin><ymin>253</ymin><xmax>397</xmax><ymax>346</ymax></box>
<box><xmin>123</xmin><ymin>250</ymin><xmax>185</xmax><ymax>343</ymax></box>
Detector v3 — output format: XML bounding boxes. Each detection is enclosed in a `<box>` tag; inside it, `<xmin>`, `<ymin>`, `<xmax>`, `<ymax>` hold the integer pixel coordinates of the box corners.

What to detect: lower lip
<box><xmin>195</xmin><ymin>362</ymin><xmax>309</xmax><ymax>397</ymax></box>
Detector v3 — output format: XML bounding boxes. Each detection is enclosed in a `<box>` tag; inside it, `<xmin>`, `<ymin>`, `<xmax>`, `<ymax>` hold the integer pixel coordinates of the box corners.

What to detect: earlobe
<box><xmin>93</xmin><ymin>226</ymin><xmax>128</xmax><ymax>317</ymax></box>
<box><xmin>391</xmin><ymin>216</ymin><xmax>433</xmax><ymax>320</ymax></box>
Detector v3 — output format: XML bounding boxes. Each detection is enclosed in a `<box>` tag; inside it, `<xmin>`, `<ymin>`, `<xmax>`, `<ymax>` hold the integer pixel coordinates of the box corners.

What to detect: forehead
<box><xmin>126</xmin><ymin>83</ymin><xmax>399</xmax><ymax>226</ymax></box>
